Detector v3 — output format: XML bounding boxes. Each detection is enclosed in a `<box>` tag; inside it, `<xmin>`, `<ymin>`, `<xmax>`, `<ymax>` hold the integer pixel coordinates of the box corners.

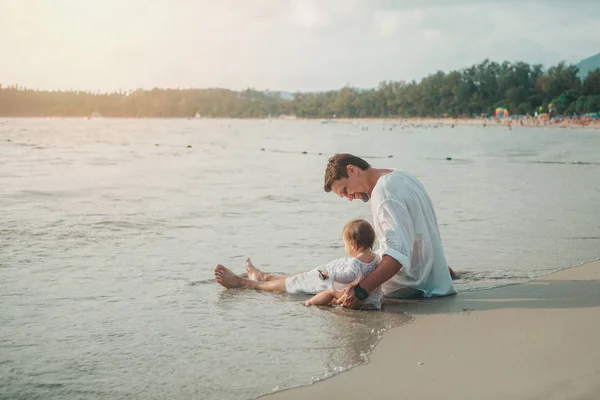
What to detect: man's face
<box><xmin>330</xmin><ymin>166</ymin><xmax>370</xmax><ymax>202</ymax></box>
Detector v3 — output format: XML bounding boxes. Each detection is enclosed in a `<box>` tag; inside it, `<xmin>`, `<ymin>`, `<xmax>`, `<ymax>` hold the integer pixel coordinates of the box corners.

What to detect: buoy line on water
<box><xmin>259</xmin><ymin>148</ymin><xmax>394</xmax><ymax>159</ymax></box>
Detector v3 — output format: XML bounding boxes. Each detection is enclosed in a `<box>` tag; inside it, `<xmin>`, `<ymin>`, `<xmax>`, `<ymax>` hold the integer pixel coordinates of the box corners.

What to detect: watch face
<box><xmin>354</xmin><ymin>285</ymin><xmax>368</xmax><ymax>300</ymax></box>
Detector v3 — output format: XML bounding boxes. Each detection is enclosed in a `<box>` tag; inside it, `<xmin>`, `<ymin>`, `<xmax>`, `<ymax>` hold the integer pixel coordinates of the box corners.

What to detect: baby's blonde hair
<box><xmin>343</xmin><ymin>219</ymin><xmax>375</xmax><ymax>250</ymax></box>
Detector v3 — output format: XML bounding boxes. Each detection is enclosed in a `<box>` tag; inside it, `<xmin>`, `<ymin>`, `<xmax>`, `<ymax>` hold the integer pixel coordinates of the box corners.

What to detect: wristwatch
<box><xmin>354</xmin><ymin>284</ymin><xmax>369</xmax><ymax>300</ymax></box>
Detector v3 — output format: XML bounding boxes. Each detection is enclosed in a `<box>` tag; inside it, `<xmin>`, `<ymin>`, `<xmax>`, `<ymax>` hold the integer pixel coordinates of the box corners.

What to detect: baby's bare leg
<box><xmin>304</xmin><ymin>289</ymin><xmax>336</xmax><ymax>307</ymax></box>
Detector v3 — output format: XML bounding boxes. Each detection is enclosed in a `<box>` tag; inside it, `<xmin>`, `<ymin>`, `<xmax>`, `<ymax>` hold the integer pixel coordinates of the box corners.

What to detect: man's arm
<box><xmin>337</xmin><ymin>256</ymin><xmax>403</xmax><ymax>309</ymax></box>
<box><xmin>358</xmin><ymin>255</ymin><xmax>402</xmax><ymax>293</ymax></box>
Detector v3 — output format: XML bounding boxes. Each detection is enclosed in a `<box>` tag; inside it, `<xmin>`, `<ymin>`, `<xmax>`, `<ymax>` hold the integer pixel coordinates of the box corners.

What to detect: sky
<box><xmin>1</xmin><ymin>0</ymin><xmax>599</xmax><ymax>92</ymax></box>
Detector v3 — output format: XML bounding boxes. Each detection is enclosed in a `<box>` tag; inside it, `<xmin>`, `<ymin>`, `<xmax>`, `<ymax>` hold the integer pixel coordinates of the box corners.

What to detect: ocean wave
<box><xmin>452</xmin><ymin>257</ymin><xmax>600</xmax><ymax>293</ymax></box>
<box><xmin>451</xmin><ymin>268</ymin><xmax>537</xmax><ymax>292</ymax></box>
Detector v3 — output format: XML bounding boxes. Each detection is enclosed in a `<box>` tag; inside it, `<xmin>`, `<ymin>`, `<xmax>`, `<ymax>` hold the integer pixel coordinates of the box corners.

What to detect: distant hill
<box><xmin>577</xmin><ymin>52</ymin><xmax>600</xmax><ymax>79</ymax></box>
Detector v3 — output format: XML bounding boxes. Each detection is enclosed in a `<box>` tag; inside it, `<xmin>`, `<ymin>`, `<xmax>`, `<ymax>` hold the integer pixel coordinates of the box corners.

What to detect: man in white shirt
<box><xmin>323</xmin><ymin>153</ymin><xmax>457</xmax><ymax>309</ymax></box>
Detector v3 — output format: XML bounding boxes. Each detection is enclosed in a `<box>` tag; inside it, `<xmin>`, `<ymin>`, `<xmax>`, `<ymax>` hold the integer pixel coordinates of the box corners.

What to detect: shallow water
<box><xmin>1</xmin><ymin>118</ymin><xmax>599</xmax><ymax>399</ymax></box>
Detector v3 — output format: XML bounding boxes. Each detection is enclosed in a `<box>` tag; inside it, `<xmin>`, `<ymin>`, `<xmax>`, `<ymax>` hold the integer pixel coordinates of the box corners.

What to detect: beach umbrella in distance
<box><xmin>495</xmin><ymin>107</ymin><xmax>509</xmax><ymax>118</ymax></box>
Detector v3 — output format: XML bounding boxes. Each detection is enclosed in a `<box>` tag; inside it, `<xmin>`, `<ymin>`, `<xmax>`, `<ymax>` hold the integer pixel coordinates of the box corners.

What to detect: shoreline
<box><xmin>330</xmin><ymin>117</ymin><xmax>600</xmax><ymax>130</ymax></box>
<box><xmin>1</xmin><ymin>116</ymin><xmax>599</xmax><ymax>129</ymax></box>
<box><xmin>263</xmin><ymin>259</ymin><xmax>600</xmax><ymax>400</ymax></box>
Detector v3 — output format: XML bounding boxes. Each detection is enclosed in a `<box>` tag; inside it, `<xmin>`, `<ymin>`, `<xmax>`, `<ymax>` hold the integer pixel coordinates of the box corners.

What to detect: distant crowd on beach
<box><xmin>491</xmin><ymin>114</ymin><xmax>599</xmax><ymax>130</ymax></box>
<box><xmin>323</xmin><ymin>114</ymin><xmax>600</xmax><ymax>130</ymax></box>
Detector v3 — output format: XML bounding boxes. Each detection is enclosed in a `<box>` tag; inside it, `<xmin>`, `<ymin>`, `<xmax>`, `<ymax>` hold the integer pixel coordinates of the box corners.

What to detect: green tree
<box><xmin>582</xmin><ymin>68</ymin><xmax>600</xmax><ymax>96</ymax></box>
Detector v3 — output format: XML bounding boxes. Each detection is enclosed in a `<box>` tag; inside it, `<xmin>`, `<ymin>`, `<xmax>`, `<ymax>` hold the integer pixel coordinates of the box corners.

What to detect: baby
<box><xmin>303</xmin><ymin>219</ymin><xmax>383</xmax><ymax>310</ymax></box>
<box><xmin>214</xmin><ymin>219</ymin><xmax>383</xmax><ymax>310</ymax></box>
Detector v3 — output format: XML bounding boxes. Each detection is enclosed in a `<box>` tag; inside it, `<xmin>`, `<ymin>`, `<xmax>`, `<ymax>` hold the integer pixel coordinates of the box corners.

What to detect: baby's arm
<box><xmin>304</xmin><ymin>289</ymin><xmax>337</xmax><ymax>307</ymax></box>
<box><xmin>305</xmin><ymin>260</ymin><xmax>361</xmax><ymax>307</ymax></box>
<box><xmin>331</xmin><ymin>260</ymin><xmax>361</xmax><ymax>285</ymax></box>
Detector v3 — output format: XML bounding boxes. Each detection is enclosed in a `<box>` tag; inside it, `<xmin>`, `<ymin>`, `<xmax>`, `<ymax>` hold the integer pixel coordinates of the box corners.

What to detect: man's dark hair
<box><xmin>343</xmin><ymin>219</ymin><xmax>376</xmax><ymax>250</ymax></box>
<box><xmin>323</xmin><ymin>153</ymin><xmax>371</xmax><ymax>192</ymax></box>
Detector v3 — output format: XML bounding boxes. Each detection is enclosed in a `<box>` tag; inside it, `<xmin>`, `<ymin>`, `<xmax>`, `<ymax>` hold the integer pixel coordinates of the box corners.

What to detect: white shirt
<box><xmin>321</xmin><ymin>256</ymin><xmax>383</xmax><ymax>309</ymax></box>
<box><xmin>370</xmin><ymin>170</ymin><xmax>456</xmax><ymax>297</ymax></box>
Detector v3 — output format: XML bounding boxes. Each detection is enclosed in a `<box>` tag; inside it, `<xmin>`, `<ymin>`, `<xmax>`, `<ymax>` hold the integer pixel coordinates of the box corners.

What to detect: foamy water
<box><xmin>1</xmin><ymin>118</ymin><xmax>599</xmax><ymax>399</ymax></box>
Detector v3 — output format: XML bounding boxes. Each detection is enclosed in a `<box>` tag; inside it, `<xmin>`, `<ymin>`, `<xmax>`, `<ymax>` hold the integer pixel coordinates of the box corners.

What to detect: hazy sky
<box><xmin>1</xmin><ymin>0</ymin><xmax>599</xmax><ymax>92</ymax></box>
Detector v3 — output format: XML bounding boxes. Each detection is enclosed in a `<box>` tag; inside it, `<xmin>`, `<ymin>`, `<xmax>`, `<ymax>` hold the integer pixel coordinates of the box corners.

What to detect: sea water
<box><xmin>1</xmin><ymin>118</ymin><xmax>599</xmax><ymax>399</ymax></box>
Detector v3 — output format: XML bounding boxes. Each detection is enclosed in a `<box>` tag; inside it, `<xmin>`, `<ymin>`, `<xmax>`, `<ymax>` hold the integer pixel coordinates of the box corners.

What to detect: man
<box><xmin>213</xmin><ymin>153</ymin><xmax>456</xmax><ymax>309</ymax></box>
<box><xmin>322</xmin><ymin>153</ymin><xmax>456</xmax><ymax>308</ymax></box>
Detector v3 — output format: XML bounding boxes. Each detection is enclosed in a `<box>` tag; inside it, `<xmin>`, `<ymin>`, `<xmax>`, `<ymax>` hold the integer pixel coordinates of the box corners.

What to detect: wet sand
<box><xmin>265</xmin><ymin>260</ymin><xmax>600</xmax><ymax>400</ymax></box>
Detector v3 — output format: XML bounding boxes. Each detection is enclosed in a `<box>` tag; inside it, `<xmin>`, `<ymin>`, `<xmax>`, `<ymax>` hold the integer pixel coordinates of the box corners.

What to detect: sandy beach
<box><xmin>264</xmin><ymin>260</ymin><xmax>600</xmax><ymax>400</ymax></box>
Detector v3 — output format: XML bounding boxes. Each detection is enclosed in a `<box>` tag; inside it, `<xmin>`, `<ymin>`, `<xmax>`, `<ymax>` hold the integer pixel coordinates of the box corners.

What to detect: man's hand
<box><xmin>335</xmin><ymin>285</ymin><xmax>363</xmax><ymax>309</ymax></box>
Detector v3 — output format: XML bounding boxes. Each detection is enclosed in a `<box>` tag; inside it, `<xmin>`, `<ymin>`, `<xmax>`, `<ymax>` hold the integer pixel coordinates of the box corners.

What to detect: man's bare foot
<box><xmin>245</xmin><ymin>257</ymin><xmax>266</xmax><ymax>281</ymax></box>
<box><xmin>448</xmin><ymin>266</ymin><xmax>459</xmax><ymax>280</ymax></box>
<box><xmin>304</xmin><ymin>300</ymin><xmax>312</xmax><ymax>307</ymax></box>
<box><xmin>214</xmin><ymin>264</ymin><xmax>244</xmax><ymax>288</ymax></box>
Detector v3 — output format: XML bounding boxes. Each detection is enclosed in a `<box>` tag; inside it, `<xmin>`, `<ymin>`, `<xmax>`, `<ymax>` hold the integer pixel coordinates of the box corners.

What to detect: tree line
<box><xmin>1</xmin><ymin>59</ymin><xmax>599</xmax><ymax>118</ymax></box>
